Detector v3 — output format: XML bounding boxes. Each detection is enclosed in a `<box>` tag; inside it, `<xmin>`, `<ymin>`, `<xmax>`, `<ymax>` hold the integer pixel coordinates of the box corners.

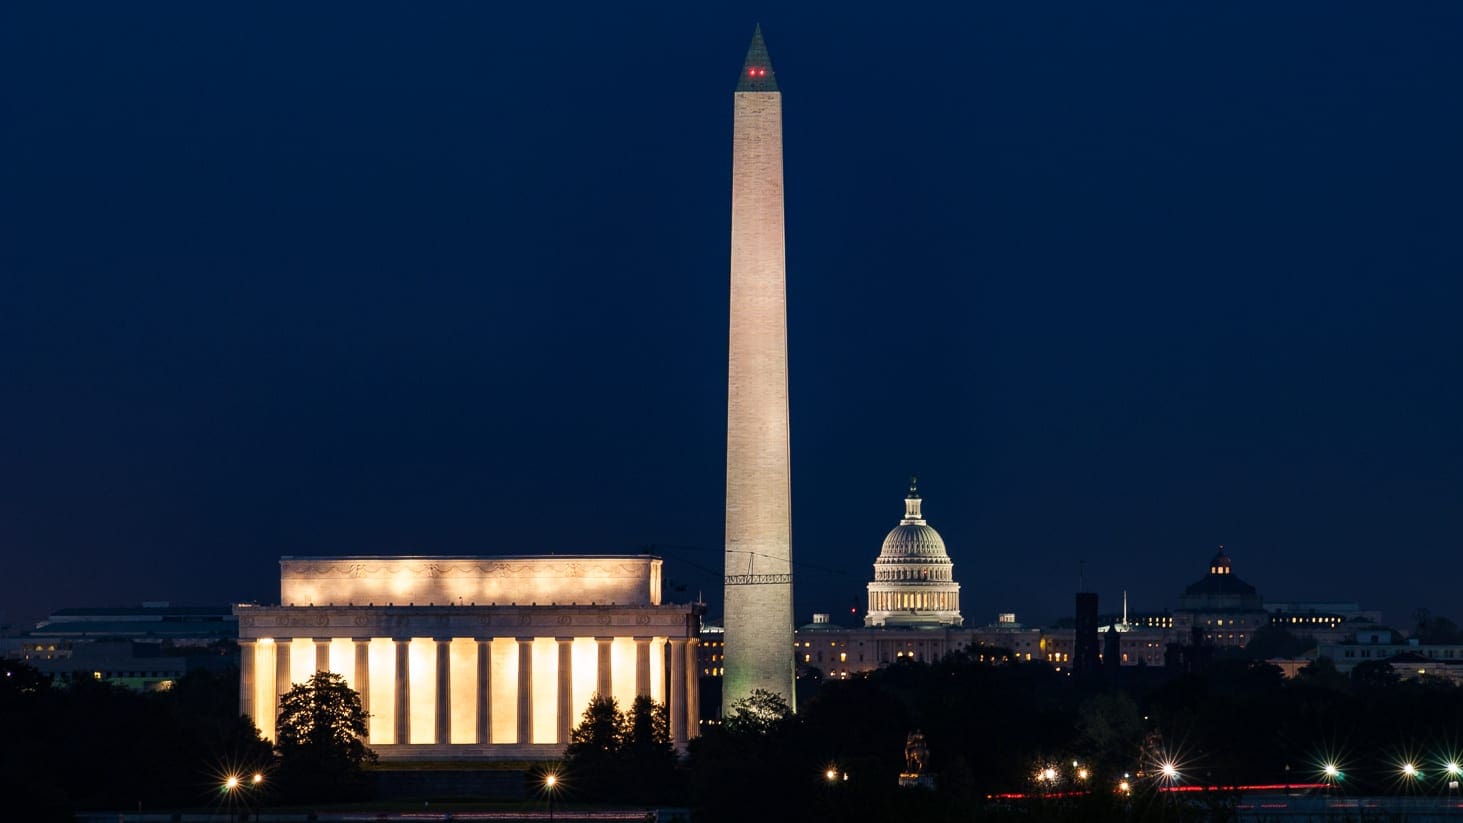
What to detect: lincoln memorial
<box><xmin>235</xmin><ymin>554</ymin><xmax>701</xmax><ymax>760</ymax></box>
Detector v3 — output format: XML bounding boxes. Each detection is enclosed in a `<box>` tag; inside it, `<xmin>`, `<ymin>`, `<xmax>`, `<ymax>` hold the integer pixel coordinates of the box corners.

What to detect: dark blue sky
<box><xmin>3</xmin><ymin>3</ymin><xmax>1460</xmax><ymax>629</ymax></box>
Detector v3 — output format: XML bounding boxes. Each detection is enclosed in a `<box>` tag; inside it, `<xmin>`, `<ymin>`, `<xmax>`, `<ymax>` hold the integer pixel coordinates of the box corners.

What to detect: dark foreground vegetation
<box><xmin>7</xmin><ymin>643</ymin><xmax>1463</xmax><ymax>822</ymax></box>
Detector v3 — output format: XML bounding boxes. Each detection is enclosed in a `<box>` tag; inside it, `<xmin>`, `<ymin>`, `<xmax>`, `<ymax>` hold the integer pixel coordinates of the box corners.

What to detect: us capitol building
<box><xmin>718</xmin><ymin>482</ymin><xmax>1047</xmax><ymax>680</ymax></box>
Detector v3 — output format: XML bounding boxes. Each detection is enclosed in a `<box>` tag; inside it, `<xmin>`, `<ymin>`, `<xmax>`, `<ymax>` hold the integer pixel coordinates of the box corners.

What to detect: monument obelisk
<box><xmin>723</xmin><ymin>25</ymin><xmax>795</xmax><ymax>714</ymax></box>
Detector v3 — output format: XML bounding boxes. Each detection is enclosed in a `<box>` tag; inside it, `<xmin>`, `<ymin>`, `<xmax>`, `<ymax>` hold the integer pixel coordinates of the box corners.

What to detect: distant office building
<box><xmin>0</xmin><ymin>602</ymin><xmax>237</xmax><ymax>690</ymax></box>
<box><xmin>1318</xmin><ymin>630</ymin><xmax>1463</xmax><ymax>676</ymax></box>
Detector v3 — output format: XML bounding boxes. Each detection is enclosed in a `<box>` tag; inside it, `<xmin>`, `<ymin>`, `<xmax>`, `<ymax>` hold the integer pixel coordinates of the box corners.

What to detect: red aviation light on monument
<box><xmin>735</xmin><ymin>26</ymin><xmax>778</xmax><ymax>93</ymax></box>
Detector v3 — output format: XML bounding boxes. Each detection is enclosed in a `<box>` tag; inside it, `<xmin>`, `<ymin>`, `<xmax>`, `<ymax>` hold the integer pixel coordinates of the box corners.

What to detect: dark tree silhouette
<box><xmin>273</xmin><ymin>671</ymin><xmax>376</xmax><ymax>802</ymax></box>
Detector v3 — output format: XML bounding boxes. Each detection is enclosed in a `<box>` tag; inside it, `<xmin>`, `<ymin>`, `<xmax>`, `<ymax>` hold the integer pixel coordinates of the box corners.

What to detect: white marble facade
<box><xmin>236</xmin><ymin>555</ymin><xmax>700</xmax><ymax>760</ymax></box>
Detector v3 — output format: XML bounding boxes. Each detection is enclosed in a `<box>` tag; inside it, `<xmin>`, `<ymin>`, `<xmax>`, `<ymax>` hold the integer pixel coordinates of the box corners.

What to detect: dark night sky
<box><xmin>3</xmin><ymin>3</ymin><xmax>1461</xmax><ymax>630</ymax></box>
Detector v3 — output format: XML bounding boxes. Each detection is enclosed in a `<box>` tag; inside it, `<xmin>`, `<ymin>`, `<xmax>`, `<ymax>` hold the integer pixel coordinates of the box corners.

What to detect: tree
<box><xmin>273</xmin><ymin>671</ymin><xmax>376</xmax><ymax>802</ymax></box>
<box><xmin>563</xmin><ymin>693</ymin><xmax>679</xmax><ymax>803</ymax></box>
<box><xmin>1075</xmin><ymin>691</ymin><xmax>1144</xmax><ymax>774</ymax></box>
<box><xmin>566</xmin><ymin>693</ymin><xmax>626</xmax><ymax>755</ymax></box>
<box><xmin>1242</xmin><ymin>624</ymin><xmax>1317</xmax><ymax>660</ymax></box>
<box><xmin>721</xmin><ymin>688</ymin><xmax>793</xmax><ymax>737</ymax></box>
<box><xmin>1350</xmin><ymin>659</ymin><xmax>1400</xmax><ymax>689</ymax></box>
<box><xmin>1413</xmin><ymin>609</ymin><xmax>1463</xmax><ymax>643</ymax></box>
<box><xmin>563</xmin><ymin>693</ymin><xmax>625</xmax><ymax>800</ymax></box>
<box><xmin>624</xmin><ymin>695</ymin><xmax>677</xmax><ymax>801</ymax></box>
<box><xmin>625</xmin><ymin>695</ymin><xmax>673</xmax><ymax>759</ymax></box>
<box><xmin>1294</xmin><ymin>655</ymin><xmax>1347</xmax><ymax>691</ymax></box>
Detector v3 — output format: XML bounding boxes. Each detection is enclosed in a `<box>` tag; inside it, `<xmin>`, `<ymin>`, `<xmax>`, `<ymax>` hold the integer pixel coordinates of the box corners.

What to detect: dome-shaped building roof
<box><xmin>880</xmin><ymin>521</ymin><xmax>949</xmax><ymax>560</ymax></box>
<box><xmin>1179</xmin><ymin>546</ymin><xmax>1262</xmax><ymax>610</ymax></box>
<box><xmin>865</xmin><ymin>479</ymin><xmax>963</xmax><ymax>628</ymax></box>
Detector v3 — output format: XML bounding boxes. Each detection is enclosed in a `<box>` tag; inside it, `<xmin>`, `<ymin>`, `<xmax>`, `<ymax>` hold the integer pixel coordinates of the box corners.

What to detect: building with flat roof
<box><xmin>1</xmin><ymin>602</ymin><xmax>238</xmax><ymax>690</ymax></box>
<box><xmin>235</xmin><ymin>554</ymin><xmax>701</xmax><ymax>761</ymax></box>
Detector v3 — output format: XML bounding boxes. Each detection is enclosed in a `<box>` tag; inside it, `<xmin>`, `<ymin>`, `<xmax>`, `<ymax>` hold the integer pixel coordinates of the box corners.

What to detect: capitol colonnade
<box><xmin>235</xmin><ymin>556</ymin><xmax>701</xmax><ymax>759</ymax></box>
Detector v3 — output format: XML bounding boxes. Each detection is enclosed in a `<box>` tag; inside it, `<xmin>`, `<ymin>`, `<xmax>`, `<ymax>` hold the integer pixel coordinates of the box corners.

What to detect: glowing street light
<box><xmin>825</xmin><ymin>767</ymin><xmax>839</xmax><ymax>782</ymax></box>
<box><xmin>542</xmin><ymin>772</ymin><xmax>559</xmax><ymax>823</ymax></box>
<box><xmin>1042</xmin><ymin>767</ymin><xmax>1058</xmax><ymax>782</ymax></box>
<box><xmin>1445</xmin><ymin>761</ymin><xmax>1461</xmax><ymax>777</ymax></box>
<box><xmin>1323</xmin><ymin>763</ymin><xmax>1339</xmax><ymax>780</ymax></box>
<box><xmin>1077</xmin><ymin>767</ymin><xmax>1090</xmax><ymax>781</ymax></box>
<box><xmin>1160</xmin><ymin>762</ymin><xmax>1178</xmax><ymax>779</ymax></box>
<box><xmin>1118</xmin><ymin>780</ymin><xmax>1132</xmax><ymax>794</ymax></box>
<box><xmin>224</xmin><ymin>775</ymin><xmax>240</xmax><ymax>791</ymax></box>
<box><xmin>252</xmin><ymin>772</ymin><xmax>263</xmax><ymax>786</ymax></box>
<box><xmin>1402</xmin><ymin>762</ymin><xmax>1419</xmax><ymax>778</ymax></box>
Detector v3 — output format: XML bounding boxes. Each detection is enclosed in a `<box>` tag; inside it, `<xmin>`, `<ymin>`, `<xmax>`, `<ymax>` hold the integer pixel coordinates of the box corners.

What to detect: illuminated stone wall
<box><xmin>723</xmin><ymin>56</ymin><xmax>796</xmax><ymax>716</ymax></box>
<box><xmin>238</xmin><ymin>557</ymin><xmax>700</xmax><ymax>761</ymax></box>
<box><xmin>278</xmin><ymin>555</ymin><xmax>662</xmax><ymax>608</ymax></box>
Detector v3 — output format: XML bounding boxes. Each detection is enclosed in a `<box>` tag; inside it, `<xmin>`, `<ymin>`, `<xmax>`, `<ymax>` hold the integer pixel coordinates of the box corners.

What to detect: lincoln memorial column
<box><xmin>669</xmin><ymin>638</ymin><xmax>687</xmax><ymax>750</ymax></box>
<box><xmin>275</xmin><ymin>639</ymin><xmax>292</xmax><ymax>704</ymax></box>
<box><xmin>635</xmin><ymin>637</ymin><xmax>651</xmax><ymax>697</ymax></box>
<box><xmin>353</xmin><ymin>639</ymin><xmax>371</xmax><ymax>718</ymax></box>
<box><xmin>686</xmin><ymin>637</ymin><xmax>700</xmax><ymax>740</ymax></box>
<box><xmin>516</xmin><ymin>638</ymin><xmax>533</xmax><ymax>745</ymax></box>
<box><xmin>394</xmin><ymin>638</ymin><xmax>410</xmax><ymax>745</ymax></box>
<box><xmin>314</xmin><ymin>638</ymin><xmax>330</xmax><ymax>673</ymax></box>
<box><xmin>476</xmin><ymin>640</ymin><xmax>491</xmax><ymax>745</ymax></box>
<box><xmin>556</xmin><ymin>637</ymin><xmax>573</xmax><ymax>744</ymax></box>
<box><xmin>435</xmin><ymin>638</ymin><xmax>451</xmax><ymax>745</ymax></box>
<box><xmin>595</xmin><ymin>637</ymin><xmax>613</xmax><ymax>697</ymax></box>
<box><xmin>238</xmin><ymin>639</ymin><xmax>256</xmax><ymax>722</ymax></box>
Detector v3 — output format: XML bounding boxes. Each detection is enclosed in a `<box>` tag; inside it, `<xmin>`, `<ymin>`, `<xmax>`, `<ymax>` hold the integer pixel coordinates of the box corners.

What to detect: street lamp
<box><xmin>543</xmin><ymin>772</ymin><xmax>559</xmax><ymax>823</ymax></box>
<box><xmin>222</xmin><ymin>775</ymin><xmax>240</xmax><ymax>823</ymax></box>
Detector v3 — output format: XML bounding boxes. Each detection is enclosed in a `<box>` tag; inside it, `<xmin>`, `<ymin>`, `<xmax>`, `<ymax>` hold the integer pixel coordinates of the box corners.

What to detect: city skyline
<box><xmin>4</xmin><ymin>5</ymin><xmax>1462</xmax><ymax>631</ymax></box>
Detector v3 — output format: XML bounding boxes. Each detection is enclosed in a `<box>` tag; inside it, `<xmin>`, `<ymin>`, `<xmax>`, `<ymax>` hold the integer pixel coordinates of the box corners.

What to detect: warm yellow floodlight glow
<box><xmin>1042</xmin><ymin>767</ymin><xmax>1057</xmax><ymax>782</ymax></box>
<box><xmin>449</xmin><ymin>638</ymin><xmax>478</xmax><ymax>744</ymax></box>
<box><xmin>1161</xmin><ymin>762</ymin><xmax>1178</xmax><ymax>779</ymax></box>
<box><xmin>252</xmin><ymin>772</ymin><xmax>263</xmax><ymax>785</ymax></box>
<box><xmin>826</xmin><ymin>768</ymin><xmax>838</xmax><ymax>781</ymax></box>
<box><xmin>544</xmin><ymin>773</ymin><xmax>557</xmax><ymax>788</ymax></box>
<box><xmin>408</xmin><ymin>639</ymin><xmax>437</xmax><ymax>744</ymax></box>
<box><xmin>225</xmin><ymin>775</ymin><xmax>239</xmax><ymax>790</ymax></box>
<box><xmin>1077</xmin><ymin>768</ymin><xmax>1090</xmax><ymax>781</ymax></box>
<box><xmin>367</xmin><ymin>638</ymin><xmax>396</xmax><ymax>744</ymax></box>
<box><xmin>1118</xmin><ymin>780</ymin><xmax>1131</xmax><ymax>794</ymax></box>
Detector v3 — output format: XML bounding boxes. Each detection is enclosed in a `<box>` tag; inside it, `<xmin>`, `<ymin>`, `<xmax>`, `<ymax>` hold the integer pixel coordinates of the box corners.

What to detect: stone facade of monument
<box><xmin>723</xmin><ymin>26</ymin><xmax>796</xmax><ymax>714</ymax></box>
<box><xmin>236</xmin><ymin>554</ymin><xmax>700</xmax><ymax>760</ymax></box>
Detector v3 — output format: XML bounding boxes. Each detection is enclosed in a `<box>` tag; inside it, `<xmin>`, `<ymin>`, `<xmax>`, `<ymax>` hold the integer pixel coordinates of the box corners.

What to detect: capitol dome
<box><xmin>865</xmin><ymin>480</ymin><xmax>963</xmax><ymax>628</ymax></box>
<box><xmin>880</xmin><ymin>521</ymin><xmax>949</xmax><ymax>559</ymax></box>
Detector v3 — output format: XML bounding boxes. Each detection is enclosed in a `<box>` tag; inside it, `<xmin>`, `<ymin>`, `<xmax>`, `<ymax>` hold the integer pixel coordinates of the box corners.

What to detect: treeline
<box><xmin>682</xmin><ymin>648</ymin><xmax>1463</xmax><ymax>822</ymax></box>
<box><xmin>1</xmin><ymin>662</ymin><xmax>268</xmax><ymax>821</ymax></box>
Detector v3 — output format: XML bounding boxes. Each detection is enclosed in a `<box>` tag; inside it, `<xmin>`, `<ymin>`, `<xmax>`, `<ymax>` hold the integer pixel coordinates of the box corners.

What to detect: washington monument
<box><xmin>722</xmin><ymin>25</ymin><xmax>795</xmax><ymax>713</ymax></box>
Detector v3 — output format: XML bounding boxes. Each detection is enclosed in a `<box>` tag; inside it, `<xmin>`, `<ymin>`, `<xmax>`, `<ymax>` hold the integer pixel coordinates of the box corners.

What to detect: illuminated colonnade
<box><xmin>236</xmin><ymin>556</ymin><xmax>701</xmax><ymax>759</ymax></box>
